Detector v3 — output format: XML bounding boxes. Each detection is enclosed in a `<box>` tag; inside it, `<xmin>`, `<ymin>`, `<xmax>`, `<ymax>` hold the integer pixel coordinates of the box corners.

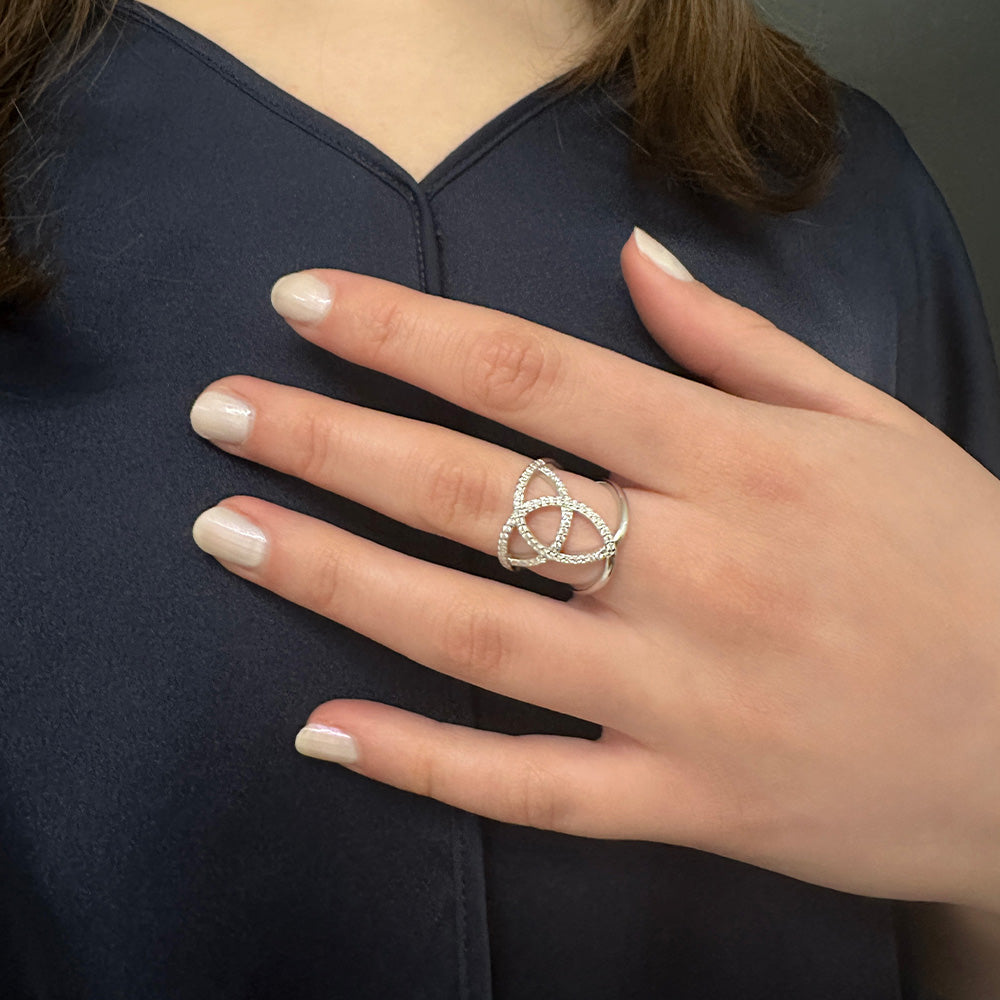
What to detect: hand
<box><xmin>188</xmin><ymin>227</ymin><xmax>1000</xmax><ymax>914</ymax></box>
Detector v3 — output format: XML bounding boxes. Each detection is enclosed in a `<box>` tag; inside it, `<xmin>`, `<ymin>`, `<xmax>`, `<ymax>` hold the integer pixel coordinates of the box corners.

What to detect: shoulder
<box><xmin>830</xmin><ymin>89</ymin><xmax>1000</xmax><ymax>478</ymax></box>
<box><xmin>827</xmin><ymin>82</ymin><xmax>939</xmax><ymax>216</ymax></box>
<box><xmin>814</xmin><ymin>81</ymin><xmax>968</xmax><ymax>293</ymax></box>
<box><xmin>834</xmin><ymin>83</ymin><xmax>910</xmax><ymax>152</ymax></box>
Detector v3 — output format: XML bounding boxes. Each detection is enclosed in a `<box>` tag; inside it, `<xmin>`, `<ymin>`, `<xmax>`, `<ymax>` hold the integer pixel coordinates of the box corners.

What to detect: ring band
<box><xmin>497</xmin><ymin>457</ymin><xmax>629</xmax><ymax>594</ymax></box>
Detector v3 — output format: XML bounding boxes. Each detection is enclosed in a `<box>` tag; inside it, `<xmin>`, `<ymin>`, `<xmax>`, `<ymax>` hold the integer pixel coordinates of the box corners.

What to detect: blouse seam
<box><xmin>423</xmin><ymin>87</ymin><xmax>576</xmax><ymax>200</ymax></box>
<box><xmin>114</xmin><ymin>3</ymin><xmax>427</xmax><ymax>288</ymax></box>
<box><xmin>115</xmin><ymin>4</ymin><xmax>581</xmax><ymax>206</ymax></box>
<box><xmin>113</xmin><ymin>5</ymin><xmax>422</xmax><ymax>203</ymax></box>
<box><xmin>114</xmin><ymin>4</ymin><xmax>588</xmax><ymax>208</ymax></box>
<box><xmin>454</xmin><ymin>807</ymin><xmax>470</xmax><ymax>998</ymax></box>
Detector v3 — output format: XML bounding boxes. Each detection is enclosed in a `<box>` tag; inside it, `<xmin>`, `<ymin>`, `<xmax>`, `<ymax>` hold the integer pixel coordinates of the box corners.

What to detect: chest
<box><xmin>130</xmin><ymin>0</ymin><xmax>598</xmax><ymax>182</ymax></box>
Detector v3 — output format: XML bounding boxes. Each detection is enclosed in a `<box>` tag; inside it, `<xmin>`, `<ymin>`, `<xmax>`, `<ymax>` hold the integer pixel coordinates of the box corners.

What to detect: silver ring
<box><xmin>496</xmin><ymin>457</ymin><xmax>629</xmax><ymax>594</ymax></box>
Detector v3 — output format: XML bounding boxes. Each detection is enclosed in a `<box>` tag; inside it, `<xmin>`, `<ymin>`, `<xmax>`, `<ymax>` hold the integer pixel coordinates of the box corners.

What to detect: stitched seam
<box><xmin>116</xmin><ymin>2</ymin><xmax>589</xmax><ymax>210</ymax></box>
<box><xmin>455</xmin><ymin>807</ymin><xmax>469</xmax><ymax>999</ymax></box>
<box><xmin>415</xmin><ymin>202</ymin><xmax>427</xmax><ymax>293</ymax></box>
<box><xmin>424</xmin><ymin>71</ymin><xmax>629</xmax><ymax>199</ymax></box>
<box><xmin>115</xmin><ymin>3</ymin><xmax>420</xmax><ymax>211</ymax></box>
<box><xmin>425</xmin><ymin>88</ymin><xmax>577</xmax><ymax>201</ymax></box>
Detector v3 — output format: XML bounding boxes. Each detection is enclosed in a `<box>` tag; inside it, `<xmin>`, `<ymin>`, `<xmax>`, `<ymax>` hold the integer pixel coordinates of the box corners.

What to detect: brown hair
<box><xmin>0</xmin><ymin>0</ymin><xmax>842</xmax><ymax>315</ymax></box>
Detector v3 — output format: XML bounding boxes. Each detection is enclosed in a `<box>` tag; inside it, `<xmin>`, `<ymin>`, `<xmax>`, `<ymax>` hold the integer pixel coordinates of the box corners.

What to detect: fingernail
<box><xmin>632</xmin><ymin>227</ymin><xmax>695</xmax><ymax>281</ymax></box>
<box><xmin>295</xmin><ymin>724</ymin><xmax>359</xmax><ymax>764</ymax></box>
<box><xmin>190</xmin><ymin>389</ymin><xmax>254</xmax><ymax>445</ymax></box>
<box><xmin>192</xmin><ymin>505</ymin><xmax>269</xmax><ymax>569</ymax></box>
<box><xmin>270</xmin><ymin>272</ymin><xmax>333</xmax><ymax>323</ymax></box>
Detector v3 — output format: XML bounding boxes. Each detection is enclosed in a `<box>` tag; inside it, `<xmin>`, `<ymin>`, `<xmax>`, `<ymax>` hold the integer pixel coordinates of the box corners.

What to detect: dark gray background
<box><xmin>761</xmin><ymin>0</ymin><xmax>999</xmax><ymax>350</ymax></box>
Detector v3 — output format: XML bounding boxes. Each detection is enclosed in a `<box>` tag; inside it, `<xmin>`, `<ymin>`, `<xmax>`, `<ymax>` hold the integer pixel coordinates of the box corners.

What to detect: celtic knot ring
<box><xmin>496</xmin><ymin>457</ymin><xmax>630</xmax><ymax>594</ymax></box>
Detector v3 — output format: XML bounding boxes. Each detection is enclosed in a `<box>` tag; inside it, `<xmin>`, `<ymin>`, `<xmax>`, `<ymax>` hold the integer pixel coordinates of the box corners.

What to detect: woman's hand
<box><xmin>188</xmin><ymin>227</ymin><xmax>1000</xmax><ymax>915</ymax></box>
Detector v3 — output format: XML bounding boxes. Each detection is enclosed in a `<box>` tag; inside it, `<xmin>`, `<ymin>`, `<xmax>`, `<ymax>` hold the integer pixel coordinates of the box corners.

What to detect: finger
<box><xmin>622</xmin><ymin>227</ymin><xmax>918</xmax><ymax>427</ymax></box>
<box><xmin>268</xmin><ymin>269</ymin><xmax>745</xmax><ymax>492</ymax></box>
<box><xmin>294</xmin><ymin>704</ymin><xmax>708</xmax><ymax>843</ymax></box>
<box><xmin>191</xmin><ymin>496</ymin><xmax>649</xmax><ymax>729</ymax></box>
<box><xmin>190</xmin><ymin>375</ymin><xmax>633</xmax><ymax>594</ymax></box>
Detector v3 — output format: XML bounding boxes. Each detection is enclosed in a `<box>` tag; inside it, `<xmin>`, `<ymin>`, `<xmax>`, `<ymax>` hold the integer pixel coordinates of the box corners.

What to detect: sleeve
<box><xmin>842</xmin><ymin>89</ymin><xmax>1000</xmax><ymax>997</ymax></box>
<box><xmin>870</xmin><ymin>94</ymin><xmax>1000</xmax><ymax>479</ymax></box>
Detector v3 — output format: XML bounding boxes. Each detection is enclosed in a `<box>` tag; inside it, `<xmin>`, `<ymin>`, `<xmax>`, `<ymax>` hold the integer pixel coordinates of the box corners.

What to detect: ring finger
<box><xmin>189</xmin><ymin>374</ymin><xmax>638</xmax><ymax>594</ymax></box>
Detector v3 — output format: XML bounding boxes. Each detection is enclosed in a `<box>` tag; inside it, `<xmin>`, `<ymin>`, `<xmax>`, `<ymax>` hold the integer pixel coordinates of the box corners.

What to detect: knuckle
<box><xmin>705</xmin><ymin>418</ymin><xmax>813</xmax><ymax>511</ymax></box>
<box><xmin>411</xmin><ymin>749</ymin><xmax>442</xmax><ymax>804</ymax></box>
<box><xmin>308</xmin><ymin>543</ymin><xmax>348</xmax><ymax>618</ymax></box>
<box><xmin>438</xmin><ymin>599</ymin><xmax>507</xmax><ymax>684</ymax></box>
<box><xmin>508</xmin><ymin>759</ymin><xmax>562</xmax><ymax>830</ymax></box>
<box><xmin>363</xmin><ymin>295</ymin><xmax>420</xmax><ymax>364</ymax></box>
<box><xmin>419</xmin><ymin>457</ymin><xmax>494</xmax><ymax>534</ymax></box>
<box><xmin>298</xmin><ymin>407</ymin><xmax>339</xmax><ymax>484</ymax></box>
<box><xmin>463</xmin><ymin>327</ymin><xmax>558</xmax><ymax>413</ymax></box>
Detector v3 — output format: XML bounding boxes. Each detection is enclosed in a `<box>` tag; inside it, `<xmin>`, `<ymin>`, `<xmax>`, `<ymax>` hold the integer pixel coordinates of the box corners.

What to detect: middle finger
<box><xmin>190</xmin><ymin>375</ymin><xmax>640</xmax><ymax>593</ymax></box>
<box><xmin>270</xmin><ymin>268</ymin><xmax>745</xmax><ymax>492</ymax></box>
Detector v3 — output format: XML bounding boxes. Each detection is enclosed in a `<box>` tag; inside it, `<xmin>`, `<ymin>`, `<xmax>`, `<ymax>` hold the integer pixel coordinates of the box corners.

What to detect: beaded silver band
<box><xmin>497</xmin><ymin>458</ymin><xmax>629</xmax><ymax>594</ymax></box>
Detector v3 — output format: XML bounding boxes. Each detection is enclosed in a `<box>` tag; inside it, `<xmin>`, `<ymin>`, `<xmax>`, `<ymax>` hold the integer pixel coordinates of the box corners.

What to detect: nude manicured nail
<box><xmin>295</xmin><ymin>724</ymin><xmax>360</xmax><ymax>765</ymax></box>
<box><xmin>192</xmin><ymin>506</ymin><xmax>269</xmax><ymax>568</ymax></box>
<box><xmin>190</xmin><ymin>389</ymin><xmax>254</xmax><ymax>444</ymax></box>
<box><xmin>270</xmin><ymin>272</ymin><xmax>333</xmax><ymax>323</ymax></box>
<box><xmin>632</xmin><ymin>226</ymin><xmax>695</xmax><ymax>281</ymax></box>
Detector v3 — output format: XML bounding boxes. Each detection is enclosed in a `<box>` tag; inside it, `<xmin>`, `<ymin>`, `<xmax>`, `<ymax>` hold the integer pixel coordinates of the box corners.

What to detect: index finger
<box><xmin>268</xmin><ymin>267</ymin><xmax>742</xmax><ymax>490</ymax></box>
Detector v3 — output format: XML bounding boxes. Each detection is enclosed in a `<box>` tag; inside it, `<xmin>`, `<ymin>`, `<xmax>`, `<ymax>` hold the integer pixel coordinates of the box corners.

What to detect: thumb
<box><xmin>621</xmin><ymin>227</ymin><xmax>895</xmax><ymax>422</ymax></box>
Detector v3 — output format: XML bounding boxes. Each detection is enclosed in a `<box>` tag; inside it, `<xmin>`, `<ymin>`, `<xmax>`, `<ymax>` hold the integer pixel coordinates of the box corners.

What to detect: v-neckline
<box><xmin>117</xmin><ymin>0</ymin><xmax>599</xmax><ymax>199</ymax></box>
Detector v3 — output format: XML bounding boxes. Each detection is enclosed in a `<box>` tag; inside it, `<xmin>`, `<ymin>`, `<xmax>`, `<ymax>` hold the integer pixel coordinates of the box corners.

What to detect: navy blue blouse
<box><xmin>3</xmin><ymin>2</ymin><xmax>999</xmax><ymax>997</ymax></box>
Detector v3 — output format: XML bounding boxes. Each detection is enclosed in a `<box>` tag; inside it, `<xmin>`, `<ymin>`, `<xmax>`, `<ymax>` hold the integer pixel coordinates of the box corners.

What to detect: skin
<box><xmin>138</xmin><ymin>0</ymin><xmax>1000</xmax><ymax>992</ymax></box>
<box><xmin>134</xmin><ymin>0</ymin><xmax>599</xmax><ymax>183</ymax></box>
<box><xmin>189</xmin><ymin>234</ymin><xmax>1000</xmax><ymax>994</ymax></box>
